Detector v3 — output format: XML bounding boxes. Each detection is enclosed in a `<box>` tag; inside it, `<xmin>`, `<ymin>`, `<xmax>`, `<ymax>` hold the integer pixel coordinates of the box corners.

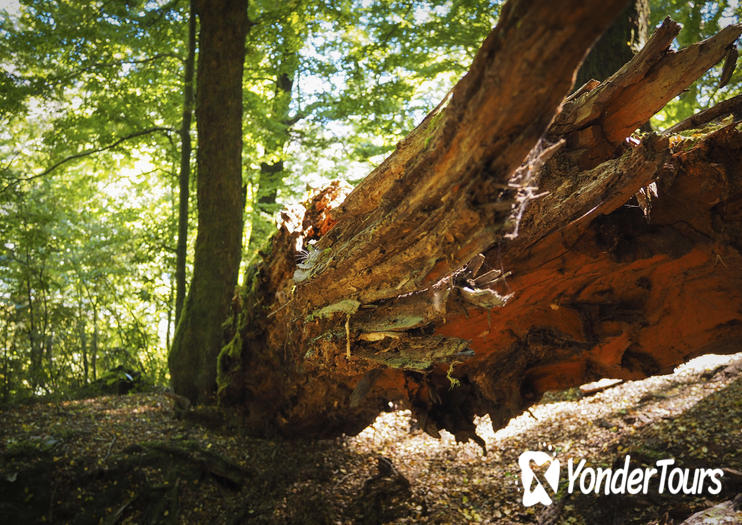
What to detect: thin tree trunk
<box><xmin>1</xmin><ymin>320</ymin><xmax>9</xmax><ymax>402</ymax></box>
<box><xmin>24</xmin><ymin>274</ymin><xmax>41</xmax><ymax>392</ymax></box>
<box><xmin>44</xmin><ymin>332</ymin><xmax>53</xmax><ymax>393</ymax></box>
<box><xmin>247</xmin><ymin>22</ymin><xmax>301</xmax><ymax>258</ymax></box>
<box><xmin>40</xmin><ymin>275</ymin><xmax>51</xmax><ymax>391</ymax></box>
<box><xmin>91</xmin><ymin>302</ymin><xmax>98</xmax><ymax>382</ymax></box>
<box><xmin>175</xmin><ymin>1</ymin><xmax>197</xmax><ymax>324</ymax></box>
<box><xmin>80</xmin><ymin>319</ymin><xmax>88</xmax><ymax>385</ymax></box>
<box><xmin>166</xmin><ymin>282</ymin><xmax>173</xmax><ymax>351</ymax></box>
<box><xmin>672</xmin><ymin>0</ymin><xmax>704</xmax><ymax>122</ymax></box>
<box><xmin>168</xmin><ymin>0</ymin><xmax>249</xmax><ymax>403</ymax></box>
<box><xmin>6</xmin><ymin>335</ymin><xmax>16</xmax><ymax>401</ymax></box>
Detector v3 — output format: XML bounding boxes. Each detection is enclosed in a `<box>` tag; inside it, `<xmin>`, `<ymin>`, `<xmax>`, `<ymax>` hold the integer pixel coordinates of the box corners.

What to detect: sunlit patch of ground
<box><xmin>1</xmin><ymin>352</ymin><xmax>740</xmax><ymax>524</ymax></box>
<box><xmin>345</xmin><ymin>352</ymin><xmax>742</xmax><ymax>523</ymax></box>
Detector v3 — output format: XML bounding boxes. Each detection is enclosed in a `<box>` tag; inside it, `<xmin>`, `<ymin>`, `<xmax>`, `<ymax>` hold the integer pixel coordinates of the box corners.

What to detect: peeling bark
<box><xmin>217</xmin><ymin>1</ymin><xmax>742</xmax><ymax>444</ymax></box>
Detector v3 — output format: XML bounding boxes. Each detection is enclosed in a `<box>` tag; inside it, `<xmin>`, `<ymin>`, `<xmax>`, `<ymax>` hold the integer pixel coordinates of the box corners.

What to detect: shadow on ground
<box><xmin>0</xmin><ymin>353</ymin><xmax>740</xmax><ymax>524</ymax></box>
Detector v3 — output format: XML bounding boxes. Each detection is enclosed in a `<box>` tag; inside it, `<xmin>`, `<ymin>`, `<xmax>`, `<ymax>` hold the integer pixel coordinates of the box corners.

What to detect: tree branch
<box><xmin>549</xmin><ymin>18</ymin><xmax>742</xmax><ymax>168</ymax></box>
<box><xmin>665</xmin><ymin>93</ymin><xmax>742</xmax><ymax>134</ymax></box>
<box><xmin>40</xmin><ymin>54</ymin><xmax>184</xmax><ymax>90</ymax></box>
<box><xmin>1</xmin><ymin>126</ymin><xmax>177</xmax><ymax>193</ymax></box>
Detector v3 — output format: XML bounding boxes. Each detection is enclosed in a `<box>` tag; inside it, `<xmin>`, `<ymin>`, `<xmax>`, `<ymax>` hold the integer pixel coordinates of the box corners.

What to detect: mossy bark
<box><xmin>168</xmin><ymin>0</ymin><xmax>248</xmax><ymax>403</ymax></box>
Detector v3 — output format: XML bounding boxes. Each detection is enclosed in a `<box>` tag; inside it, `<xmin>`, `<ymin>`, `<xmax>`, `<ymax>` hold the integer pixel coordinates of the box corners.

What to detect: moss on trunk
<box><xmin>168</xmin><ymin>0</ymin><xmax>248</xmax><ymax>403</ymax></box>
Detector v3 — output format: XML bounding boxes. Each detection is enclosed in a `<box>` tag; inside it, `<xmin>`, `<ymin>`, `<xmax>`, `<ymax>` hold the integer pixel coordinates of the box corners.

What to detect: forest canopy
<box><xmin>0</xmin><ymin>0</ymin><xmax>740</xmax><ymax>402</ymax></box>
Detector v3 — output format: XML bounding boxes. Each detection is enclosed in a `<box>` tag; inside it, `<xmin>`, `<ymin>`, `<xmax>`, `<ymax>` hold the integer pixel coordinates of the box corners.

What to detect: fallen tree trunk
<box><xmin>216</xmin><ymin>0</ymin><xmax>742</xmax><ymax>444</ymax></box>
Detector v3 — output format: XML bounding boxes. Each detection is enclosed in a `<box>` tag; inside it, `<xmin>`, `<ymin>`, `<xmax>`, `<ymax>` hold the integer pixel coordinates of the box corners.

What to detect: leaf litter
<box><xmin>0</xmin><ymin>352</ymin><xmax>740</xmax><ymax>524</ymax></box>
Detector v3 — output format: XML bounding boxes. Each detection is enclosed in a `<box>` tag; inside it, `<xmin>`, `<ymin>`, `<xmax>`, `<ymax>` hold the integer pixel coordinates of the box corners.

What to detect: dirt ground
<box><xmin>1</xmin><ymin>352</ymin><xmax>740</xmax><ymax>524</ymax></box>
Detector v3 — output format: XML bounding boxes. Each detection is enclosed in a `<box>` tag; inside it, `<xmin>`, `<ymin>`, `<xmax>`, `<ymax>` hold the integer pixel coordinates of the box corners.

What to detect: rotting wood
<box><xmin>549</xmin><ymin>18</ymin><xmax>742</xmax><ymax>168</ymax></box>
<box><xmin>216</xmin><ymin>2</ymin><xmax>742</xmax><ymax>445</ymax></box>
<box><xmin>289</xmin><ymin>0</ymin><xmax>632</xmax><ymax>310</ymax></box>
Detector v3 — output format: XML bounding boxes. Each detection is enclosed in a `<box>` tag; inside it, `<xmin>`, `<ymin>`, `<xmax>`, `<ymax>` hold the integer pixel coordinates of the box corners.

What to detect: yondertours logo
<box><xmin>518</xmin><ymin>450</ymin><xmax>724</xmax><ymax>507</ymax></box>
<box><xmin>519</xmin><ymin>451</ymin><xmax>561</xmax><ymax>506</ymax></box>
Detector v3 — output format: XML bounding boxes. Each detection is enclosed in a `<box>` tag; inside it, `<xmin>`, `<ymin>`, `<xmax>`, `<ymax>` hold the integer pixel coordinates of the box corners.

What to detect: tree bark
<box><xmin>174</xmin><ymin>1</ymin><xmax>197</xmax><ymax>324</ymax></box>
<box><xmin>91</xmin><ymin>302</ymin><xmax>98</xmax><ymax>382</ymax></box>
<box><xmin>218</xmin><ymin>1</ymin><xmax>742</xmax><ymax>445</ymax></box>
<box><xmin>574</xmin><ymin>0</ymin><xmax>649</xmax><ymax>89</ymax></box>
<box><xmin>79</xmin><ymin>317</ymin><xmax>88</xmax><ymax>385</ymax></box>
<box><xmin>168</xmin><ymin>0</ymin><xmax>248</xmax><ymax>403</ymax></box>
<box><xmin>246</xmin><ymin>20</ymin><xmax>301</xmax><ymax>259</ymax></box>
<box><xmin>1</xmin><ymin>317</ymin><xmax>10</xmax><ymax>401</ymax></box>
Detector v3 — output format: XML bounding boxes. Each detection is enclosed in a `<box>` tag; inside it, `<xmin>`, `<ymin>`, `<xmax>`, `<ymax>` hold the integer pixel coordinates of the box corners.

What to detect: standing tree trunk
<box><xmin>91</xmin><ymin>302</ymin><xmax>98</xmax><ymax>382</ymax></box>
<box><xmin>1</xmin><ymin>318</ymin><xmax>9</xmax><ymax>401</ymax></box>
<box><xmin>574</xmin><ymin>0</ymin><xmax>650</xmax><ymax>89</ymax></box>
<box><xmin>247</xmin><ymin>20</ymin><xmax>301</xmax><ymax>259</ymax></box>
<box><xmin>168</xmin><ymin>0</ymin><xmax>248</xmax><ymax>403</ymax></box>
<box><xmin>215</xmin><ymin>1</ymin><xmax>742</xmax><ymax>443</ymax></box>
<box><xmin>174</xmin><ymin>1</ymin><xmax>197</xmax><ymax>324</ymax></box>
<box><xmin>79</xmin><ymin>315</ymin><xmax>88</xmax><ymax>385</ymax></box>
<box><xmin>24</xmin><ymin>274</ymin><xmax>41</xmax><ymax>392</ymax></box>
<box><xmin>5</xmin><ymin>335</ymin><xmax>16</xmax><ymax>402</ymax></box>
<box><xmin>44</xmin><ymin>332</ymin><xmax>53</xmax><ymax>393</ymax></box>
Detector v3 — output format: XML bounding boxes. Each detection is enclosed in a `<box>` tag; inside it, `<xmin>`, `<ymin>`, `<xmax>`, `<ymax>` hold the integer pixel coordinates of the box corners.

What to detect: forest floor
<box><xmin>1</xmin><ymin>352</ymin><xmax>741</xmax><ymax>525</ymax></box>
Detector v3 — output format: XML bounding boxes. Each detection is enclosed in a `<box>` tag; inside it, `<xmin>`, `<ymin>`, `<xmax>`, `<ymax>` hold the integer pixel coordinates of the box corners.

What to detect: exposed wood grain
<box><xmin>217</xmin><ymin>5</ymin><xmax>742</xmax><ymax>443</ymax></box>
<box><xmin>550</xmin><ymin>18</ymin><xmax>741</xmax><ymax>167</ymax></box>
<box><xmin>295</xmin><ymin>0</ymin><xmax>630</xmax><ymax>310</ymax></box>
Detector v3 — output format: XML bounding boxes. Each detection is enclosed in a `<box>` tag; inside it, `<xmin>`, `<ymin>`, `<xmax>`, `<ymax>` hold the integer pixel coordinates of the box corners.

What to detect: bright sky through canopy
<box><xmin>0</xmin><ymin>0</ymin><xmax>21</xmax><ymax>18</ymax></box>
